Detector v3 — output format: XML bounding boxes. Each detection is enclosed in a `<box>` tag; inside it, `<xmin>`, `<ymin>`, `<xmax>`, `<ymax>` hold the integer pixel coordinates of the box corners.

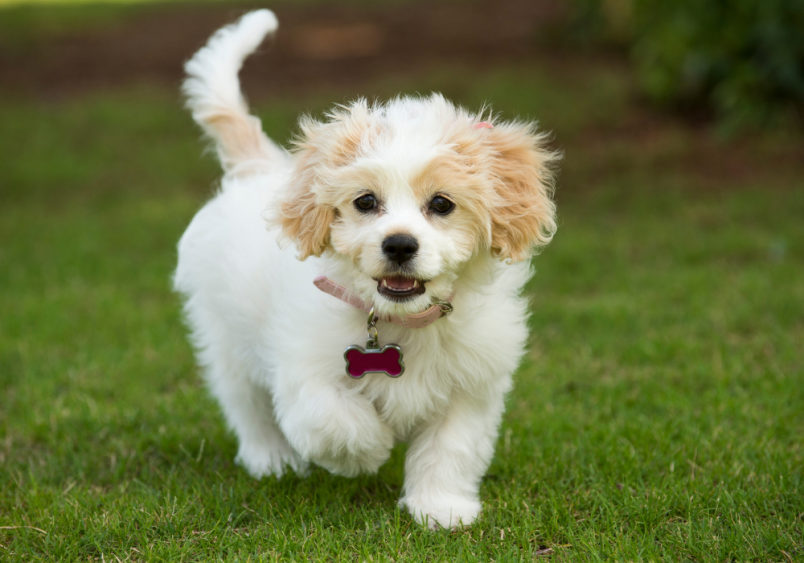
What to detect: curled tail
<box><xmin>183</xmin><ymin>10</ymin><xmax>285</xmax><ymax>174</ymax></box>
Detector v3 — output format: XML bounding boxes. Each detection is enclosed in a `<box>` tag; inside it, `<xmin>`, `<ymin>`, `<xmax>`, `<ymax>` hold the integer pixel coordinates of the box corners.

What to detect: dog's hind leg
<box><xmin>206</xmin><ymin>352</ymin><xmax>306</xmax><ymax>479</ymax></box>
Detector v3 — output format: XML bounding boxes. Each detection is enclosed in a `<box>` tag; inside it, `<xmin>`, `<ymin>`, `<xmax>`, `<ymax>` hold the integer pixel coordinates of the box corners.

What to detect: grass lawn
<box><xmin>1</xmin><ymin>4</ymin><xmax>803</xmax><ymax>560</ymax></box>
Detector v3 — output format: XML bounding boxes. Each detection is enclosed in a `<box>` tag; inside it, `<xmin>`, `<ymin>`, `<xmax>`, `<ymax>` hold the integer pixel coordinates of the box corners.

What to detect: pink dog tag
<box><xmin>344</xmin><ymin>344</ymin><xmax>404</xmax><ymax>378</ymax></box>
<box><xmin>344</xmin><ymin>307</ymin><xmax>405</xmax><ymax>378</ymax></box>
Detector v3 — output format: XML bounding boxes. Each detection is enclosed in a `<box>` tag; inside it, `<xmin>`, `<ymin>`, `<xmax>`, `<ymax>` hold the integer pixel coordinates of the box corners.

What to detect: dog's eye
<box><xmin>429</xmin><ymin>196</ymin><xmax>455</xmax><ymax>216</ymax></box>
<box><xmin>354</xmin><ymin>194</ymin><xmax>378</xmax><ymax>212</ymax></box>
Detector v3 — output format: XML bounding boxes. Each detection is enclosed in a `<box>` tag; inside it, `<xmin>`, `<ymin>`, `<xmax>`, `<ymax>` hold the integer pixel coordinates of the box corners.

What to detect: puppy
<box><xmin>174</xmin><ymin>10</ymin><xmax>557</xmax><ymax>530</ymax></box>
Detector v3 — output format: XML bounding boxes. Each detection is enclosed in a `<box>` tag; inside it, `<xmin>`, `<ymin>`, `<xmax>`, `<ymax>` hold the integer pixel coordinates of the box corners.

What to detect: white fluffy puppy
<box><xmin>175</xmin><ymin>10</ymin><xmax>557</xmax><ymax>530</ymax></box>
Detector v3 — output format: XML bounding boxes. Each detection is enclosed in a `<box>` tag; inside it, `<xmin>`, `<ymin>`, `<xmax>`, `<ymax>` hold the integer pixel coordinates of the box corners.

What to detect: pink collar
<box><xmin>313</xmin><ymin>276</ymin><xmax>453</xmax><ymax>329</ymax></box>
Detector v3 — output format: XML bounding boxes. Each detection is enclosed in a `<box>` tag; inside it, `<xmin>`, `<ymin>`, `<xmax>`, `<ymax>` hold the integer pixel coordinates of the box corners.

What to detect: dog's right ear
<box><xmin>276</xmin><ymin>144</ymin><xmax>336</xmax><ymax>260</ymax></box>
<box><xmin>276</xmin><ymin>105</ymin><xmax>372</xmax><ymax>259</ymax></box>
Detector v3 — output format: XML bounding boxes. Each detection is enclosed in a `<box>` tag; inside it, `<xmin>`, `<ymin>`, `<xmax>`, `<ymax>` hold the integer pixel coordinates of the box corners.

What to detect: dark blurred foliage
<box><xmin>571</xmin><ymin>0</ymin><xmax>804</xmax><ymax>130</ymax></box>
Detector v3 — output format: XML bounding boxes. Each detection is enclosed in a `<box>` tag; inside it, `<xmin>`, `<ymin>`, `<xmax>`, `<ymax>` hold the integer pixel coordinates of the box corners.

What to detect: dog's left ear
<box><xmin>276</xmin><ymin>144</ymin><xmax>336</xmax><ymax>260</ymax></box>
<box><xmin>484</xmin><ymin>122</ymin><xmax>558</xmax><ymax>262</ymax></box>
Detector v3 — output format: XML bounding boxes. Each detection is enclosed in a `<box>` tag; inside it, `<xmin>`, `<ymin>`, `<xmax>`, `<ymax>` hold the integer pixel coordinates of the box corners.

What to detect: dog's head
<box><xmin>275</xmin><ymin>95</ymin><xmax>557</xmax><ymax>316</ymax></box>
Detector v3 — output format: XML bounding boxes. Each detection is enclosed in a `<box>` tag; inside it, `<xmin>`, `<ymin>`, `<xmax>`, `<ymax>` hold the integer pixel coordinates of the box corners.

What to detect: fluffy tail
<box><xmin>183</xmin><ymin>10</ymin><xmax>285</xmax><ymax>174</ymax></box>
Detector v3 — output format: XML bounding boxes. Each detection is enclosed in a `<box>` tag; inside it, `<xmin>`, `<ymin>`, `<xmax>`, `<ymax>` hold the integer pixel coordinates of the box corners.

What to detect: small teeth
<box><xmin>381</xmin><ymin>278</ymin><xmax>418</xmax><ymax>291</ymax></box>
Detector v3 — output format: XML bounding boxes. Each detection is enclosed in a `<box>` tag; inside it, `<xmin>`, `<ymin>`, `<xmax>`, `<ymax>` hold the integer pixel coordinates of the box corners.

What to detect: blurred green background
<box><xmin>1</xmin><ymin>0</ymin><xmax>802</xmax><ymax>561</ymax></box>
<box><xmin>573</xmin><ymin>0</ymin><xmax>804</xmax><ymax>129</ymax></box>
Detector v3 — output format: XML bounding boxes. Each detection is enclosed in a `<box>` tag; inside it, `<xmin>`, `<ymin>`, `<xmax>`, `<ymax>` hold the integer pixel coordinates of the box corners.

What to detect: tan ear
<box><xmin>276</xmin><ymin>145</ymin><xmax>336</xmax><ymax>260</ymax></box>
<box><xmin>276</xmin><ymin>104</ymin><xmax>373</xmax><ymax>260</ymax></box>
<box><xmin>485</xmin><ymin>122</ymin><xmax>558</xmax><ymax>262</ymax></box>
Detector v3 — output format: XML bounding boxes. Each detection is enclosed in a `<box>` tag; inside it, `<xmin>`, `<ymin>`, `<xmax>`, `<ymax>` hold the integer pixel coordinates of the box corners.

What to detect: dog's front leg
<box><xmin>401</xmin><ymin>386</ymin><xmax>507</xmax><ymax>530</ymax></box>
<box><xmin>272</xmin><ymin>375</ymin><xmax>395</xmax><ymax>478</ymax></box>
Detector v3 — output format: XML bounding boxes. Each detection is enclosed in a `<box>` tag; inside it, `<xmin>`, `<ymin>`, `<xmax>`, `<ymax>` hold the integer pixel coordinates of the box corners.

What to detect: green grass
<box><xmin>2</xmin><ymin>33</ymin><xmax>803</xmax><ymax>563</ymax></box>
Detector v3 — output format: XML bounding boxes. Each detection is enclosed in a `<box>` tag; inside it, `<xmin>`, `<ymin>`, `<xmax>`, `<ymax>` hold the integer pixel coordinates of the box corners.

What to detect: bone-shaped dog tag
<box><xmin>344</xmin><ymin>307</ymin><xmax>405</xmax><ymax>378</ymax></box>
<box><xmin>344</xmin><ymin>344</ymin><xmax>404</xmax><ymax>378</ymax></box>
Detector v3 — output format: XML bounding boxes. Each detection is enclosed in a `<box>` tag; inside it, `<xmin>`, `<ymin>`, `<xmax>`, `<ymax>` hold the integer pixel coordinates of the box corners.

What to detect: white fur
<box><xmin>175</xmin><ymin>10</ymin><xmax>553</xmax><ymax>530</ymax></box>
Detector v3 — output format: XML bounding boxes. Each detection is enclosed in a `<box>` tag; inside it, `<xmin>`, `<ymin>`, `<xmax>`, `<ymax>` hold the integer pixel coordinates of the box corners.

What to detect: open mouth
<box><xmin>375</xmin><ymin>276</ymin><xmax>427</xmax><ymax>301</ymax></box>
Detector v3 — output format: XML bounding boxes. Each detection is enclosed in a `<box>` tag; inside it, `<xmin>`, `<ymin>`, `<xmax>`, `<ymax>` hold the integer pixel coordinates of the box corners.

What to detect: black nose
<box><xmin>382</xmin><ymin>234</ymin><xmax>419</xmax><ymax>265</ymax></box>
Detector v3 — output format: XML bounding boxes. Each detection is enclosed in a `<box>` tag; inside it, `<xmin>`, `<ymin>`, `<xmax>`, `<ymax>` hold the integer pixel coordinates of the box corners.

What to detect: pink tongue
<box><xmin>385</xmin><ymin>277</ymin><xmax>415</xmax><ymax>290</ymax></box>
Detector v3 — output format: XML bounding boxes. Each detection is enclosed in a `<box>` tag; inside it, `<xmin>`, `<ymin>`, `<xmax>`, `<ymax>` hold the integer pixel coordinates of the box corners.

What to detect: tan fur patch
<box><xmin>483</xmin><ymin>123</ymin><xmax>558</xmax><ymax>262</ymax></box>
<box><xmin>277</xmin><ymin>146</ymin><xmax>337</xmax><ymax>259</ymax></box>
<box><xmin>276</xmin><ymin>102</ymin><xmax>375</xmax><ymax>259</ymax></box>
<box><xmin>197</xmin><ymin>109</ymin><xmax>283</xmax><ymax>175</ymax></box>
<box><xmin>408</xmin><ymin>150</ymin><xmax>494</xmax><ymax>256</ymax></box>
<box><xmin>408</xmin><ymin>119</ymin><xmax>557</xmax><ymax>262</ymax></box>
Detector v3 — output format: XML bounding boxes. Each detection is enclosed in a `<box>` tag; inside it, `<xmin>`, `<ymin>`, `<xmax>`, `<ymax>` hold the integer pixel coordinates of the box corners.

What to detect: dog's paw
<box><xmin>236</xmin><ymin>441</ymin><xmax>307</xmax><ymax>479</ymax></box>
<box><xmin>402</xmin><ymin>495</ymin><xmax>482</xmax><ymax>530</ymax></box>
<box><xmin>285</xmin><ymin>401</ymin><xmax>393</xmax><ymax>477</ymax></box>
<box><xmin>305</xmin><ymin>414</ymin><xmax>395</xmax><ymax>477</ymax></box>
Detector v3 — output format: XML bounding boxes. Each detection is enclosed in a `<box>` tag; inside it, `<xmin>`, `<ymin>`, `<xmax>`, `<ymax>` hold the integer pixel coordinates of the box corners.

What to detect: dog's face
<box><xmin>276</xmin><ymin>95</ymin><xmax>557</xmax><ymax>315</ymax></box>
